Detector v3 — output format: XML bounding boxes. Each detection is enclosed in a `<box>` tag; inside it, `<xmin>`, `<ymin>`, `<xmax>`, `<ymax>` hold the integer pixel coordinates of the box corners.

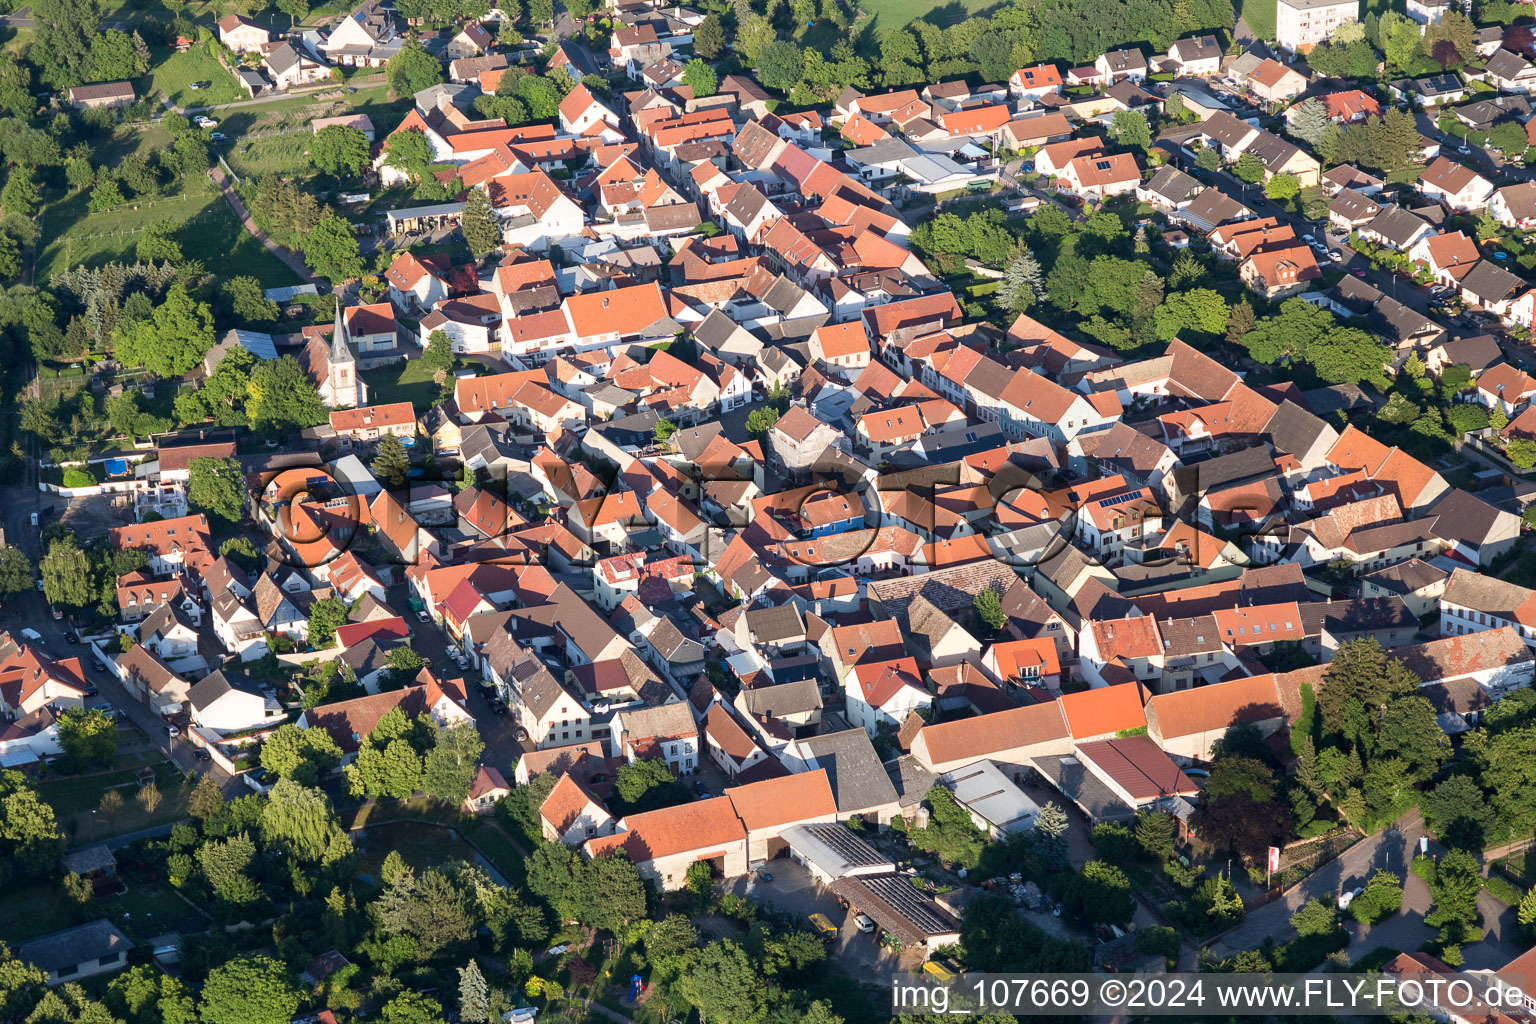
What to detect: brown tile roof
<box><xmin>585</xmin><ymin>795</ymin><xmax>746</xmax><ymax>860</ymax></box>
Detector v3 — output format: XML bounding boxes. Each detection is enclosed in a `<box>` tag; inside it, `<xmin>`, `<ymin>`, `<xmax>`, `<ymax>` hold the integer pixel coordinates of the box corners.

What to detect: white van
<box><xmin>854</xmin><ymin>914</ymin><xmax>876</xmax><ymax>934</ymax></box>
<box><xmin>20</xmin><ymin>628</ymin><xmax>41</xmax><ymax>641</ymax></box>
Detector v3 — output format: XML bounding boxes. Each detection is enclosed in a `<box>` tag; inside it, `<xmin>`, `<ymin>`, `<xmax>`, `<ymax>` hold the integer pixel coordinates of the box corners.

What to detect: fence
<box><xmin>217</xmin><ymin>153</ymin><xmax>240</xmax><ymax>187</ymax></box>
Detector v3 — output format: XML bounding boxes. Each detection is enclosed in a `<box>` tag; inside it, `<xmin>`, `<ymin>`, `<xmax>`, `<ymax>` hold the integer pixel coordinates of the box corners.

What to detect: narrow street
<box><xmin>1206</xmin><ymin>810</ymin><xmax>1524</xmax><ymax>970</ymax></box>
<box><xmin>208</xmin><ymin>163</ymin><xmax>318</xmax><ymax>286</ymax></box>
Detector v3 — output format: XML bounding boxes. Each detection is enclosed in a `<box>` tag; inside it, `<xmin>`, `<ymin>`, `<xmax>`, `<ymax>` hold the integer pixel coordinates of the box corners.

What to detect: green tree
<box><xmin>1233</xmin><ymin>151</ymin><xmax>1265</xmax><ymax>183</ymax></box>
<box><xmin>199</xmin><ymin>956</ymin><xmax>300</xmax><ymax>1024</ymax></box>
<box><xmin>1061</xmin><ymin>860</ymin><xmax>1135</xmax><ymax>926</ymax></box>
<box><xmin>1381</xmin><ymin>11</ymin><xmax>1422</xmax><ymax>69</ymax></box>
<box><xmin>248</xmin><ymin>355</ymin><xmax>329</xmax><ymax>435</ymax></box>
<box><xmin>677</xmin><ymin>941</ymin><xmax>768</xmax><ymax>1024</ymax></box>
<box><xmin>1290</xmin><ymin>897</ymin><xmax>1337</xmax><ymax>936</ymax></box>
<box><xmin>307</xmin><ymin>597</ymin><xmax>348</xmax><ymax>649</ymax></box>
<box><xmin>527</xmin><ymin>0</ymin><xmax>552</xmax><ymax>23</ymax></box>
<box><xmin>311</xmin><ymin>125</ymin><xmax>371</xmax><ymax>178</ymax></box>
<box><xmin>1032</xmin><ymin>801</ymin><xmax>1069</xmax><ymax>870</ymax></box>
<box><xmin>1318</xmin><ymin>637</ymin><xmax>1420</xmax><ymax>734</ymax></box>
<box><xmin>1193</xmin><ymin>756</ymin><xmax>1290</xmax><ymax>860</ymax></box>
<box><xmin>0</xmin><ymin>547</ymin><xmax>33</xmax><ymax>597</ymax></box>
<box><xmin>693</xmin><ymin>13</ymin><xmax>724</xmax><ymax>58</ymax></box>
<box><xmin>304</xmin><ymin>212</ymin><xmax>364</xmax><ymax>282</ymax></box>
<box><xmin>613</xmin><ymin>757</ymin><xmax>687</xmax><ymax>814</ymax></box>
<box><xmin>0</xmin><ymin>771</ymin><xmax>64</xmax><ymax>875</ymax></box>
<box><xmin>1351</xmin><ymin>869</ymin><xmax>1404</xmax><ymax>924</ymax></box>
<box><xmin>261</xmin><ymin>778</ymin><xmax>351</xmax><ymax>863</ymax></box>
<box><xmin>972</xmin><ymin>587</ymin><xmax>1004</xmax><ymax>631</ymax></box>
<box><xmin>461</xmin><ymin>188</ymin><xmax>500</xmax><ymax>261</ymax></box>
<box><xmin>1195</xmin><ymin>146</ymin><xmax>1221</xmax><ymax>172</ymax></box>
<box><xmin>1289</xmin><ymin>99</ymin><xmax>1332</xmax><ymax>146</ymax></box>
<box><xmin>259</xmin><ymin>723</ymin><xmax>343</xmax><ymax>786</ymax></box>
<box><xmin>372</xmin><ymin>434</ymin><xmax>412</xmax><ymax>488</ymax></box>
<box><xmin>681</xmin><ymin>57</ymin><xmax>717</xmax><ymax>96</ymax></box>
<box><xmin>1489</xmin><ymin>120</ymin><xmax>1529</xmax><ymax>159</ymax></box>
<box><xmin>58</xmin><ymin>707</ymin><xmax>118</xmax><ymax>768</ymax></box>
<box><xmin>377</xmin><ymin>867</ymin><xmax>473</xmax><ymax>957</ymax></box>
<box><xmin>1109</xmin><ymin>109</ymin><xmax>1151</xmax><ymax>152</ymax></box>
<box><xmin>756</xmin><ymin>40</ymin><xmax>805</xmax><ymax>91</ymax></box>
<box><xmin>275</xmin><ymin>0</ymin><xmax>308</xmax><ymax>25</ymax></box>
<box><xmin>199</xmin><ymin>831</ymin><xmax>257</xmax><ymax>901</ymax></box>
<box><xmin>574</xmin><ymin>853</ymin><xmax>648</xmax><ymax>932</ymax></box>
<box><xmin>186</xmin><ymin>456</ymin><xmax>246</xmax><ymax>523</ymax></box>
<box><xmin>422</xmin><ymin>723</ymin><xmax>485</xmax><ymax>804</ymax></box>
<box><xmin>1265</xmin><ymin>173</ymin><xmax>1301</xmax><ymax>202</ymax></box>
<box><xmin>997</xmin><ymin>247</ymin><xmax>1045</xmax><ymax>312</ymax></box>
<box><xmin>387</xmin><ymin>43</ymin><xmax>444</xmax><ymax>98</ymax></box>
<box><xmin>423</xmin><ymin>330</ymin><xmax>454</xmax><ymax>375</ymax></box>
<box><xmin>1425</xmin><ymin>849</ymin><xmax>1483</xmax><ymax>943</ymax></box>
<box><xmin>189</xmin><ymin>772</ymin><xmax>224</xmax><ymax>823</ymax></box>
<box><xmin>745</xmin><ymin>406</ymin><xmax>781</xmax><ymax>438</ymax></box>
<box><xmin>40</xmin><ymin>533</ymin><xmax>94</xmax><ymax>610</ymax></box>
<box><xmin>112</xmin><ymin>284</ymin><xmax>215</xmax><ymax>377</ymax></box>
<box><xmin>31</xmin><ymin>0</ymin><xmax>102</xmax><ymax>88</ymax></box>
<box><xmin>380</xmin><ymin>992</ymin><xmax>447</xmax><ymax>1024</ymax></box>
<box><xmin>136</xmin><ymin>220</ymin><xmax>182</xmax><ymax>264</ymax></box>
<box><xmin>458</xmin><ymin>961</ymin><xmax>489</xmax><ymax>1024</ymax></box>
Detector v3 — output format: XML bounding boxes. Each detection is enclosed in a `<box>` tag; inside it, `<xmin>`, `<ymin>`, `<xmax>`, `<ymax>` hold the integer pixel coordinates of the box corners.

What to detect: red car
<box><xmin>1350</xmin><ymin>268</ymin><xmax>1367</xmax><ymax>279</ymax></box>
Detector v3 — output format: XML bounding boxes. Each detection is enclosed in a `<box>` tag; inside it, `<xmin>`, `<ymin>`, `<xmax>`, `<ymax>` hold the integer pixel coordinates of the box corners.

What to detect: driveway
<box><xmin>727</xmin><ymin>857</ymin><xmax>913</xmax><ymax>973</ymax></box>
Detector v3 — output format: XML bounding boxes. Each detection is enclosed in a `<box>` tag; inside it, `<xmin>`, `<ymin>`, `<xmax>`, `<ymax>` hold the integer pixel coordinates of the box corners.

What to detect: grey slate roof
<box><xmin>795</xmin><ymin>727</ymin><xmax>902</xmax><ymax>812</ymax></box>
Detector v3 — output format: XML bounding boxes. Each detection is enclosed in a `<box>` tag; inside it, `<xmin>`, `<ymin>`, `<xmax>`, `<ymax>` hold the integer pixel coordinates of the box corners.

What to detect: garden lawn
<box><xmin>36</xmin><ymin>761</ymin><xmax>193</xmax><ymax>841</ymax></box>
<box><xmin>225</xmin><ymin>133</ymin><xmax>313</xmax><ymax>179</ymax></box>
<box><xmin>853</xmin><ymin>0</ymin><xmax>991</xmax><ymax>30</ymax></box>
<box><xmin>37</xmin><ymin>185</ymin><xmax>302</xmax><ymax>288</ymax></box>
<box><xmin>362</xmin><ymin>358</ymin><xmax>439</xmax><ymax>408</ymax></box>
<box><xmin>355</xmin><ymin>820</ymin><xmax>491</xmax><ymax>878</ymax></box>
<box><xmin>0</xmin><ymin>879</ymin><xmax>198</xmax><ymax>945</ymax></box>
<box><xmin>149</xmin><ymin>46</ymin><xmax>246</xmax><ymax>108</ymax></box>
<box><xmin>0</xmin><ymin>882</ymin><xmax>75</xmax><ymax>943</ymax></box>
<box><xmin>467</xmin><ymin>820</ymin><xmax>528</xmax><ymax>886</ymax></box>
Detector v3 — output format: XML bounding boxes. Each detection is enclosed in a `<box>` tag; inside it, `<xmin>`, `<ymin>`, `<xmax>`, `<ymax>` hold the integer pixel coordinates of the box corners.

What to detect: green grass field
<box><xmin>150</xmin><ymin>46</ymin><xmax>247</xmax><ymax>108</ymax></box>
<box><xmin>36</xmin><ymin>761</ymin><xmax>193</xmax><ymax>842</ymax></box>
<box><xmin>853</xmin><ymin>0</ymin><xmax>994</xmax><ymax>31</ymax></box>
<box><xmin>225</xmin><ymin>133</ymin><xmax>313</xmax><ymax>179</ymax></box>
<box><xmin>362</xmin><ymin>357</ymin><xmax>440</xmax><ymax>408</ymax></box>
<box><xmin>355</xmin><ymin>820</ymin><xmax>487</xmax><ymax>877</ymax></box>
<box><xmin>37</xmin><ymin>183</ymin><xmax>302</xmax><ymax>288</ymax></box>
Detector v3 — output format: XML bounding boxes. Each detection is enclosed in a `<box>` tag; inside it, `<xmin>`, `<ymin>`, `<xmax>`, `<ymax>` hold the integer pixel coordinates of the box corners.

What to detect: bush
<box><xmin>1485</xmin><ymin>874</ymin><xmax>1524</xmax><ymax>907</ymax></box>
<box><xmin>62</xmin><ymin>468</ymin><xmax>94</xmax><ymax>488</ymax></box>
<box><xmin>1410</xmin><ymin>856</ymin><xmax>1435</xmax><ymax>884</ymax></box>
<box><xmin>1273</xmin><ymin>929</ymin><xmax>1349</xmax><ymax>972</ymax></box>
<box><xmin>1290</xmin><ymin>897</ymin><xmax>1338</xmax><ymax>937</ymax></box>
<box><xmin>1351</xmin><ymin>869</ymin><xmax>1404</xmax><ymax>925</ymax></box>
<box><xmin>1090</xmin><ymin>822</ymin><xmax>1138</xmax><ymax>862</ymax></box>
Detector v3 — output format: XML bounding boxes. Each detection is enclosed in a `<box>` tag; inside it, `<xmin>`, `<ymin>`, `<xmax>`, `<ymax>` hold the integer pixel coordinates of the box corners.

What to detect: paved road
<box><xmin>1208</xmin><ymin>810</ymin><xmax>1523</xmax><ymax>969</ymax></box>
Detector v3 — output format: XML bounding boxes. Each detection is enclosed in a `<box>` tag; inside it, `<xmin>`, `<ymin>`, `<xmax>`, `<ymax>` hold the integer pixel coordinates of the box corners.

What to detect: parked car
<box><xmin>209</xmin><ymin>133</ymin><xmax>226</xmax><ymax>141</ymax></box>
<box><xmin>196</xmin><ymin>748</ymin><xmax>211</xmax><ymax>761</ymax></box>
<box><xmin>854</xmin><ymin>913</ymin><xmax>876</xmax><ymax>934</ymax></box>
<box><xmin>63</xmin><ymin>633</ymin><xmax>78</xmax><ymax>644</ymax></box>
<box><xmin>1328</xmin><ymin>250</ymin><xmax>1344</xmax><ymax>262</ymax></box>
<box><xmin>167</xmin><ymin>724</ymin><xmax>180</xmax><ymax>738</ymax></box>
<box><xmin>1350</xmin><ymin>268</ymin><xmax>1367</xmax><ymax>279</ymax></box>
<box><xmin>415</xmin><ymin>608</ymin><xmax>431</xmax><ymax>622</ymax></box>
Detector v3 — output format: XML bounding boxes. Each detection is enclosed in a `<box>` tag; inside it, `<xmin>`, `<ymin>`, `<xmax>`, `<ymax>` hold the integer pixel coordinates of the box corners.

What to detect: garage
<box><xmin>765</xmin><ymin>836</ymin><xmax>790</xmax><ymax>860</ymax></box>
